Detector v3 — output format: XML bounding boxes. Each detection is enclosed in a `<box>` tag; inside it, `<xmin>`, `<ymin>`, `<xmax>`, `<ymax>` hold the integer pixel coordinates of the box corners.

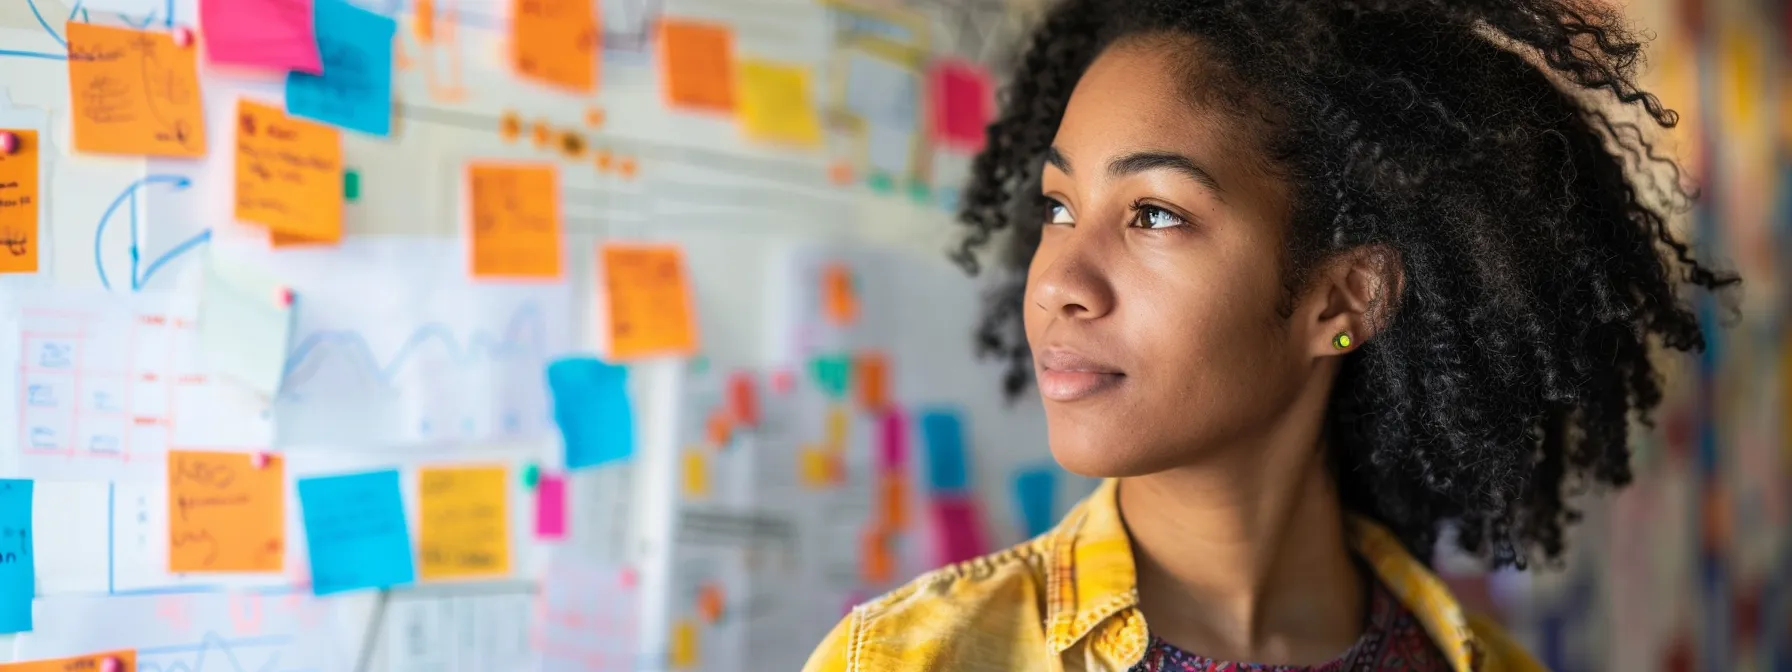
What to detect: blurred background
<box><xmin>0</xmin><ymin>0</ymin><xmax>1784</xmax><ymax>671</ymax></box>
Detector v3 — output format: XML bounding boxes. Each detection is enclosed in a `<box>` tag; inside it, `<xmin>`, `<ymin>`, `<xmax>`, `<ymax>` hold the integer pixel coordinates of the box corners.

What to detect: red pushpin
<box><xmin>250</xmin><ymin>451</ymin><xmax>270</xmax><ymax>469</ymax></box>
<box><xmin>0</xmin><ymin>131</ymin><xmax>17</xmax><ymax>156</ymax></box>
<box><xmin>100</xmin><ymin>656</ymin><xmax>123</xmax><ymax>672</ymax></box>
<box><xmin>172</xmin><ymin>26</ymin><xmax>194</xmax><ymax>48</ymax></box>
<box><xmin>274</xmin><ymin>286</ymin><xmax>294</xmax><ymax>308</ymax></box>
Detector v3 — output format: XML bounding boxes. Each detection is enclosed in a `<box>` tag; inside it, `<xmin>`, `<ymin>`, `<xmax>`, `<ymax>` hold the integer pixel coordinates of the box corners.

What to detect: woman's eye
<box><xmin>1047</xmin><ymin>202</ymin><xmax>1075</xmax><ymax>225</ymax></box>
<box><xmin>1134</xmin><ymin>205</ymin><xmax>1186</xmax><ymax>230</ymax></box>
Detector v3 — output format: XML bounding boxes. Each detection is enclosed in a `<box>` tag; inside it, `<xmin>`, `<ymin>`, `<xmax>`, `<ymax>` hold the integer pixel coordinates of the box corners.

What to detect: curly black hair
<box><xmin>952</xmin><ymin>0</ymin><xmax>1740</xmax><ymax>569</ymax></box>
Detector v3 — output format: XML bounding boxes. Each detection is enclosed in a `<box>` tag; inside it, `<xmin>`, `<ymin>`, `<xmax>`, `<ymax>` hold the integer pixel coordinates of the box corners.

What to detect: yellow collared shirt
<box><xmin>803</xmin><ymin>479</ymin><xmax>1545</xmax><ymax>672</ymax></box>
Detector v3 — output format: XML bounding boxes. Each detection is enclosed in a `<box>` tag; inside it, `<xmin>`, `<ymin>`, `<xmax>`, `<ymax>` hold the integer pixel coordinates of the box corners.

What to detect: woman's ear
<box><xmin>1309</xmin><ymin>244</ymin><xmax>1405</xmax><ymax>356</ymax></box>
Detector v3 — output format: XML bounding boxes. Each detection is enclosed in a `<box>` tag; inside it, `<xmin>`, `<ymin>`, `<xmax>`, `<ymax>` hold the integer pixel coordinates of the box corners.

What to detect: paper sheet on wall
<box><xmin>220</xmin><ymin>238</ymin><xmax>572</xmax><ymax>446</ymax></box>
<box><xmin>12</xmin><ymin>592</ymin><xmax>341</xmax><ymax>670</ymax></box>
<box><xmin>387</xmin><ymin>593</ymin><xmax>537</xmax><ymax>672</ymax></box>
<box><xmin>198</xmin><ymin>254</ymin><xmax>296</xmax><ymax>396</ymax></box>
<box><xmin>533</xmin><ymin>560</ymin><xmax>640</xmax><ymax>671</ymax></box>
<box><xmin>8</xmin><ymin>289</ymin><xmax>275</xmax><ymax>482</ymax></box>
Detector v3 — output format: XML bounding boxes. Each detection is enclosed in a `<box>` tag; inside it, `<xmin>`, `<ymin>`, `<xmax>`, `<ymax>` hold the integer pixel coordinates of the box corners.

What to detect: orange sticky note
<box><xmin>878</xmin><ymin>474</ymin><xmax>908</xmax><ymax>530</ymax></box>
<box><xmin>705</xmin><ymin>407</ymin><xmax>733</xmax><ymax>448</ymax></box>
<box><xmin>861</xmin><ymin>528</ymin><xmax>894</xmax><ymax>584</ymax></box>
<box><xmin>0</xmin><ymin>650</ymin><xmax>137</xmax><ymax>672</ymax></box>
<box><xmin>696</xmin><ymin>582</ymin><xmax>725</xmax><ymax>624</ymax></box>
<box><xmin>822</xmin><ymin>263</ymin><xmax>858</xmax><ymax>326</ymax></box>
<box><xmin>855</xmin><ymin>351</ymin><xmax>890</xmax><ymax>412</ymax></box>
<box><xmin>513</xmin><ymin>0</ymin><xmax>600</xmax><ymax>92</ymax></box>
<box><xmin>418</xmin><ymin>466</ymin><xmax>513</xmax><ymax>580</ymax></box>
<box><xmin>235</xmin><ymin>100</ymin><xmax>344</xmax><ymax>243</ymax></box>
<box><xmin>67</xmin><ymin>24</ymin><xmax>207</xmax><ymax>157</ymax></box>
<box><xmin>167</xmin><ymin>450</ymin><xmax>286</xmax><ymax>572</ymax></box>
<box><xmin>467</xmin><ymin>163</ymin><xmax>563</xmax><ymax>279</ymax></box>
<box><xmin>0</xmin><ymin>129</ymin><xmax>41</xmax><ymax>274</ymax></box>
<box><xmin>658</xmin><ymin>18</ymin><xmax>736</xmax><ymax>112</ymax></box>
<box><xmin>602</xmin><ymin>244</ymin><xmax>700</xmax><ymax>359</ymax></box>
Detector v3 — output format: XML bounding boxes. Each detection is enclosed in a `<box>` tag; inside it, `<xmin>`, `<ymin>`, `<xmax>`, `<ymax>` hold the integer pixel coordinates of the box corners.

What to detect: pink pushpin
<box><xmin>250</xmin><ymin>451</ymin><xmax>270</xmax><ymax>469</ymax></box>
<box><xmin>0</xmin><ymin>131</ymin><xmax>17</xmax><ymax>156</ymax></box>
<box><xmin>172</xmin><ymin>26</ymin><xmax>194</xmax><ymax>48</ymax></box>
<box><xmin>274</xmin><ymin>286</ymin><xmax>294</xmax><ymax>308</ymax></box>
<box><xmin>771</xmin><ymin>368</ymin><xmax>795</xmax><ymax>395</ymax></box>
<box><xmin>100</xmin><ymin>656</ymin><xmax>123</xmax><ymax>672</ymax></box>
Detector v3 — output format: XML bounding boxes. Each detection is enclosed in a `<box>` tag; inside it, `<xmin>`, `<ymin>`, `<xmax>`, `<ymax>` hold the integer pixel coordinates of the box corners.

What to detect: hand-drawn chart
<box><xmin>13</xmin><ymin>591</ymin><xmax>341</xmax><ymax>672</ymax></box>
<box><xmin>226</xmin><ymin>238</ymin><xmax>573</xmax><ymax>447</ymax></box>
<box><xmin>11</xmin><ymin>289</ymin><xmax>274</xmax><ymax>482</ymax></box>
<box><xmin>531</xmin><ymin>560</ymin><xmax>641</xmax><ymax>672</ymax></box>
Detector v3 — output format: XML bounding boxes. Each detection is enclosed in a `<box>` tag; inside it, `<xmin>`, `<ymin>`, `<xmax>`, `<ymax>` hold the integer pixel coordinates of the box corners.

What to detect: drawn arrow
<box><xmin>94</xmin><ymin>174</ymin><xmax>212</xmax><ymax>291</ymax></box>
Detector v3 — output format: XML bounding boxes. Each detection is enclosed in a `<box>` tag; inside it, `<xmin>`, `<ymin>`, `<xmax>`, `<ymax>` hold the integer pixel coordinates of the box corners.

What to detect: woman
<box><xmin>805</xmin><ymin>0</ymin><xmax>1735</xmax><ymax>670</ymax></box>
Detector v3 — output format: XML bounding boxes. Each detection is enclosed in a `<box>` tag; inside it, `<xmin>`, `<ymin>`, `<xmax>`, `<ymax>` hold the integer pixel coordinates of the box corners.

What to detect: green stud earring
<box><xmin>1332</xmin><ymin>331</ymin><xmax>1354</xmax><ymax>350</ymax></box>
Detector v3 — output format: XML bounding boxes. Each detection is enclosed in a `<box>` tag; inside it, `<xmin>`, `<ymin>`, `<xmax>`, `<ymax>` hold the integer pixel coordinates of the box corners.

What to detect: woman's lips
<box><xmin>1035</xmin><ymin>348</ymin><xmax>1125</xmax><ymax>402</ymax></box>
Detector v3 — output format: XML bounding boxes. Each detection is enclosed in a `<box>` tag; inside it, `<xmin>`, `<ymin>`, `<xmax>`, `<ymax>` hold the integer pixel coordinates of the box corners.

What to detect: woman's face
<box><xmin>1026</xmin><ymin>39</ymin><xmax>1319</xmax><ymax>477</ymax></box>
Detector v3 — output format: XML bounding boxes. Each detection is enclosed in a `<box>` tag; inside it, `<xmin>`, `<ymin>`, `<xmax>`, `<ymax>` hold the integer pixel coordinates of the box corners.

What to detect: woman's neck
<box><xmin>1120</xmin><ymin>440</ymin><xmax>1365</xmax><ymax>666</ymax></box>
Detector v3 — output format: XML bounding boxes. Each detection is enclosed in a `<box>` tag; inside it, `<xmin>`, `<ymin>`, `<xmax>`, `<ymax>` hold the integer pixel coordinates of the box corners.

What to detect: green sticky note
<box><xmin>809</xmin><ymin>354</ymin><xmax>851</xmax><ymax>400</ymax></box>
<box><xmin>344</xmin><ymin>169</ymin><xmax>361</xmax><ymax>202</ymax></box>
<box><xmin>906</xmin><ymin>180</ymin><xmax>931</xmax><ymax>203</ymax></box>
<box><xmin>867</xmin><ymin>172</ymin><xmax>895</xmax><ymax>194</ymax></box>
<box><xmin>521</xmin><ymin>463</ymin><xmax>541</xmax><ymax>488</ymax></box>
<box><xmin>691</xmin><ymin>355</ymin><xmax>710</xmax><ymax>375</ymax></box>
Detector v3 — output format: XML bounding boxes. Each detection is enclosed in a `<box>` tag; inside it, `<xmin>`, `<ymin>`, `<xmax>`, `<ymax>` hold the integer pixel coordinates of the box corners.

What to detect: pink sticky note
<box><xmin>535</xmin><ymin>474</ymin><xmax>568</xmax><ymax>539</ymax></box>
<box><xmin>928</xmin><ymin>59</ymin><xmax>994</xmax><ymax>152</ymax></box>
<box><xmin>878</xmin><ymin>409</ymin><xmax>907</xmax><ymax>474</ymax></box>
<box><xmin>201</xmin><ymin>0</ymin><xmax>323</xmax><ymax>74</ymax></box>
<box><xmin>929</xmin><ymin>496</ymin><xmax>989</xmax><ymax>566</ymax></box>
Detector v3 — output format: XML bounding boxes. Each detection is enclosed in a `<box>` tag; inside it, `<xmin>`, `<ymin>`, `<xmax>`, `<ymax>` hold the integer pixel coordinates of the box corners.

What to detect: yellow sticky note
<box><xmin>658</xmin><ymin>18</ymin><xmax>736</xmax><ymax>113</ymax></box>
<box><xmin>235</xmin><ymin>100</ymin><xmax>344</xmax><ymax>243</ymax></box>
<box><xmin>67</xmin><ymin>23</ymin><xmax>207</xmax><ymax>157</ymax></box>
<box><xmin>512</xmin><ymin>0</ymin><xmax>600</xmax><ymax>92</ymax></box>
<box><xmin>737</xmin><ymin>58</ymin><xmax>821</xmax><ymax>147</ymax></box>
<box><xmin>418</xmin><ymin>466</ymin><xmax>512</xmax><ymax>580</ymax></box>
<box><xmin>602</xmin><ymin>244</ymin><xmax>700</xmax><ymax>360</ymax></box>
<box><xmin>824</xmin><ymin>404</ymin><xmax>848</xmax><ymax>451</ymax></box>
<box><xmin>0</xmin><ymin>129</ymin><xmax>40</xmax><ymax>274</ymax></box>
<box><xmin>468</xmin><ymin>162</ymin><xmax>563</xmax><ymax>279</ymax></box>
<box><xmin>669</xmin><ymin>617</ymin><xmax>700</xmax><ymax>669</ymax></box>
<box><xmin>682</xmin><ymin>449</ymin><xmax>711</xmax><ymax>500</ymax></box>
<box><xmin>168</xmin><ymin>450</ymin><xmax>286</xmax><ymax>572</ymax></box>
<box><xmin>1</xmin><ymin>650</ymin><xmax>137</xmax><ymax>672</ymax></box>
<box><xmin>799</xmin><ymin>446</ymin><xmax>831</xmax><ymax>489</ymax></box>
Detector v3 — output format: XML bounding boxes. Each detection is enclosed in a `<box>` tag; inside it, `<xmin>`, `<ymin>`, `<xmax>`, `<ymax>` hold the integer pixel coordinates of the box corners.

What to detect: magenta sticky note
<box><xmin>928</xmin><ymin>59</ymin><xmax>994</xmax><ymax>152</ymax></box>
<box><xmin>535</xmin><ymin>474</ymin><xmax>568</xmax><ymax>540</ymax></box>
<box><xmin>877</xmin><ymin>408</ymin><xmax>907</xmax><ymax>474</ymax></box>
<box><xmin>929</xmin><ymin>496</ymin><xmax>989</xmax><ymax>566</ymax></box>
<box><xmin>201</xmin><ymin>0</ymin><xmax>324</xmax><ymax>74</ymax></box>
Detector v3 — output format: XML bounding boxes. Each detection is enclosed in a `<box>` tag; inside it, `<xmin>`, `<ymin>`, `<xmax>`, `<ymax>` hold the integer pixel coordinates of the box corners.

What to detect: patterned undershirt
<box><xmin>1130</xmin><ymin>580</ymin><xmax>1452</xmax><ymax>672</ymax></box>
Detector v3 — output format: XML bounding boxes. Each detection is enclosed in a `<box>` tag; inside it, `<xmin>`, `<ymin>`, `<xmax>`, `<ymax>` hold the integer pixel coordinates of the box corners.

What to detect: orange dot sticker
<box><xmin>499</xmin><ymin>111</ymin><xmax>522</xmax><ymax>142</ymax></box>
<box><xmin>531</xmin><ymin>120</ymin><xmax>553</xmax><ymax>148</ymax></box>
<box><xmin>828</xmin><ymin>161</ymin><xmax>855</xmax><ymax>186</ymax></box>
<box><xmin>585</xmin><ymin>106</ymin><xmax>607</xmax><ymax>128</ymax></box>
<box><xmin>595</xmin><ymin>149</ymin><xmax>614</xmax><ymax>172</ymax></box>
<box><xmin>559</xmin><ymin>131</ymin><xmax>587</xmax><ymax>158</ymax></box>
<box><xmin>697</xmin><ymin>583</ymin><xmax>725</xmax><ymax>624</ymax></box>
<box><xmin>617</xmin><ymin>156</ymin><xmax>638</xmax><ymax>179</ymax></box>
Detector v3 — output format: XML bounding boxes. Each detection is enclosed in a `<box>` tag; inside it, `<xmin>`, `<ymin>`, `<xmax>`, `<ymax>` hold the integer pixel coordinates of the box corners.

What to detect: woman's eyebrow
<box><xmin>1108</xmin><ymin>151</ymin><xmax>1224</xmax><ymax>194</ymax></box>
<box><xmin>1044</xmin><ymin>146</ymin><xmax>1073</xmax><ymax>175</ymax></box>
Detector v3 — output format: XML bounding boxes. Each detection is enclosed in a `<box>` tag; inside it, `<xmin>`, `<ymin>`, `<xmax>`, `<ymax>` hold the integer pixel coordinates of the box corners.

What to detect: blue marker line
<box><xmin>0</xmin><ymin>50</ymin><xmax>66</xmax><ymax>61</ymax></box>
<box><xmin>118</xmin><ymin>12</ymin><xmax>157</xmax><ymax>28</ymax></box>
<box><xmin>138</xmin><ymin>229</ymin><xmax>211</xmax><ymax>289</ymax></box>
<box><xmin>93</xmin><ymin>174</ymin><xmax>193</xmax><ymax>290</ymax></box>
<box><xmin>68</xmin><ymin>0</ymin><xmax>85</xmax><ymax>20</ymax></box>
<box><xmin>27</xmin><ymin>0</ymin><xmax>66</xmax><ymax>47</ymax></box>
<box><xmin>280</xmin><ymin>304</ymin><xmax>549</xmax><ymax>390</ymax></box>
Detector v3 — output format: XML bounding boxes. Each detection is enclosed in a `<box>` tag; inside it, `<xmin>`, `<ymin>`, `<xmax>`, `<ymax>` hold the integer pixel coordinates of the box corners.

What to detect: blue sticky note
<box><xmin>548</xmin><ymin>356</ymin><xmax>636</xmax><ymax>470</ymax></box>
<box><xmin>297</xmin><ymin>470</ymin><xmax>415</xmax><ymax>595</ymax></box>
<box><xmin>0</xmin><ymin>479</ymin><xmax>34</xmax><ymax>634</ymax></box>
<box><xmin>285</xmin><ymin>0</ymin><xmax>397</xmax><ymax>136</ymax></box>
<box><xmin>920</xmin><ymin>409</ymin><xmax>969</xmax><ymax>492</ymax></box>
<box><xmin>1012</xmin><ymin>466</ymin><xmax>1058</xmax><ymax>538</ymax></box>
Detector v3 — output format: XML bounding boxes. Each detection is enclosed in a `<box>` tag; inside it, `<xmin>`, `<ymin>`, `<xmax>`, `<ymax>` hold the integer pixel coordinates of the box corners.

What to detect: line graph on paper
<box><xmin>11</xmin><ymin>592</ymin><xmax>340</xmax><ymax>672</ymax></box>
<box><xmin>136</xmin><ymin>632</ymin><xmax>310</xmax><ymax>672</ymax></box>
<box><xmin>13</xmin><ymin>289</ymin><xmax>272</xmax><ymax>482</ymax></box>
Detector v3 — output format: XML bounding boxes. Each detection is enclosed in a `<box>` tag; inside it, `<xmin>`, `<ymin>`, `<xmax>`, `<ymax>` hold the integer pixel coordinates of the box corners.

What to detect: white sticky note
<box><xmin>198</xmin><ymin>253</ymin><xmax>296</xmax><ymax>396</ymax></box>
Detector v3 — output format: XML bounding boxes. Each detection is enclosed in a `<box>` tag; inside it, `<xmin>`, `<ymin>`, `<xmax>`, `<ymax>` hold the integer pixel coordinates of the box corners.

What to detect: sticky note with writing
<box><xmin>202</xmin><ymin>0</ymin><xmax>323</xmax><ymax>73</ymax></box>
<box><xmin>547</xmin><ymin>356</ymin><xmax>636</xmax><ymax>470</ymax></box>
<box><xmin>512</xmin><ymin>0</ymin><xmax>599</xmax><ymax>92</ymax></box>
<box><xmin>920</xmin><ymin>409</ymin><xmax>968</xmax><ymax>492</ymax></box>
<box><xmin>1011</xmin><ymin>465</ymin><xmax>1058</xmax><ymax>538</ymax></box>
<box><xmin>602</xmin><ymin>244</ymin><xmax>699</xmax><ymax>359</ymax></box>
<box><xmin>235</xmin><ymin>99</ymin><xmax>344</xmax><ymax>243</ymax></box>
<box><xmin>534</xmin><ymin>473</ymin><xmax>567</xmax><ymax>540</ymax></box>
<box><xmin>467</xmin><ymin>162</ymin><xmax>563</xmax><ymax>279</ymax></box>
<box><xmin>0</xmin><ymin>129</ymin><xmax>40</xmax><ymax>274</ymax></box>
<box><xmin>0</xmin><ymin>479</ymin><xmax>33</xmax><ymax>634</ymax></box>
<box><xmin>199</xmin><ymin>255</ymin><xmax>296</xmax><ymax>396</ymax></box>
<box><xmin>285</xmin><ymin>0</ymin><xmax>397</xmax><ymax>136</ymax></box>
<box><xmin>67</xmin><ymin>23</ymin><xmax>208</xmax><ymax>157</ymax></box>
<box><xmin>0</xmin><ymin>650</ymin><xmax>136</xmax><ymax>672</ymax></box>
<box><xmin>737</xmin><ymin>58</ymin><xmax>821</xmax><ymax>146</ymax></box>
<box><xmin>167</xmin><ymin>450</ymin><xmax>285</xmax><ymax>572</ymax></box>
<box><xmin>297</xmin><ymin>470</ymin><xmax>414</xmax><ymax>595</ymax></box>
<box><xmin>657</xmin><ymin>18</ymin><xmax>736</xmax><ymax>112</ymax></box>
<box><xmin>418</xmin><ymin>466</ymin><xmax>512</xmax><ymax>580</ymax></box>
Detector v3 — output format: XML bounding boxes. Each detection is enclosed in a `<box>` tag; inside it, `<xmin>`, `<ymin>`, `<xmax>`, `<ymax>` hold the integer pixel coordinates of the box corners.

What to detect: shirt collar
<box><xmin>1043</xmin><ymin>478</ymin><xmax>1483</xmax><ymax>672</ymax></box>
